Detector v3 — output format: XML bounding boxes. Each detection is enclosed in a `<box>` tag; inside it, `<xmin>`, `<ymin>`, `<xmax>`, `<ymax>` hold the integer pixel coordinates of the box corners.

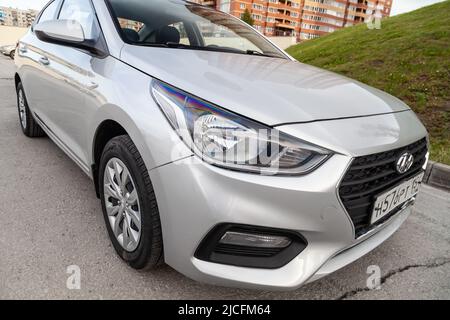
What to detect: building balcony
<box><xmin>275</xmin><ymin>22</ymin><xmax>296</xmax><ymax>30</ymax></box>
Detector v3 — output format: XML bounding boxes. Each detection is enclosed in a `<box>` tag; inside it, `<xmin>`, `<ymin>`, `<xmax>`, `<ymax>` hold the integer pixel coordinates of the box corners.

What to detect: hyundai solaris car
<box><xmin>14</xmin><ymin>0</ymin><xmax>429</xmax><ymax>290</ymax></box>
<box><xmin>1</xmin><ymin>44</ymin><xmax>16</xmax><ymax>59</ymax></box>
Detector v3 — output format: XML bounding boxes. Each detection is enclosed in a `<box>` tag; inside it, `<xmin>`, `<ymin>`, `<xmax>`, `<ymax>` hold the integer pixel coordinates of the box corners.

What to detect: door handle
<box><xmin>86</xmin><ymin>81</ymin><xmax>98</xmax><ymax>90</ymax></box>
<box><xmin>39</xmin><ymin>56</ymin><xmax>50</xmax><ymax>65</ymax></box>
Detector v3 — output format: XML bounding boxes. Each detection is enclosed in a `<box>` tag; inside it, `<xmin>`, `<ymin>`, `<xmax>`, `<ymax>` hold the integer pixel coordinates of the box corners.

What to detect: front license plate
<box><xmin>371</xmin><ymin>172</ymin><xmax>424</xmax><ymax>224</ymax></box>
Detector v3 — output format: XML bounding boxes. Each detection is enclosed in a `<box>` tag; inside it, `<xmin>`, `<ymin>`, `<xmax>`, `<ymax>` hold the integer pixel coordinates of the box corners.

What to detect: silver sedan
<box><xmin>1</xmin><ymin>44</ymin><xmax>16</xmax><ymax>59</ymax></box>
<box><xmin>14</xmin><ymin>0</ymin><xmax>428</xmax><ymax>290</ymax></box>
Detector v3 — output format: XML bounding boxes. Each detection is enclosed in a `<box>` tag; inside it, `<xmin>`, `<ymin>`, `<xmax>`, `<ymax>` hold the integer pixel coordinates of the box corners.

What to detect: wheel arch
<box><xmin>89</xmin><ymin>104</ymin><xmax>159</xmax><ymax>199</ymax></box>
<box><xmin>91</xmin><ymin>119</ymin><xmax>129</xmax><ymax>198</ymax></box>
<box><xmin>89</xmin><ymin>100</ymin><xmax>191</xmax><ymax>199</ymax></box>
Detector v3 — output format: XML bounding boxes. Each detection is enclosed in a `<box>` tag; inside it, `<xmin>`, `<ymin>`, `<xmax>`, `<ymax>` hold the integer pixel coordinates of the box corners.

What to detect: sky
<box><xmin>390</xmin><ymin>0</ymin><xmax>446</xmax><ymax>15</ymax></box>
<box><xmin>0</xmin><ymin>0</ymin><xmax>447</xmax><ymax>15</ymax></box>
<box><xmin>0</xmin><ymin>0</ymin><xmax>50</xmax><ymax>11</ymax></box>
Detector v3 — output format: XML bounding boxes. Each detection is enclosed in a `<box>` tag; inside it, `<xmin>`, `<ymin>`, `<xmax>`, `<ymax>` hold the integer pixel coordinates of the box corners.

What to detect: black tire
<box><xmin>10</xmin><ymin>50</ymin><xmax>15</xmax><ymax>59</ymax></box>
<box><xmin>16</xmin><ymin>82</ymin><xmax>45</xmax><ymax>138</ymax></box>
<box><xmin>99</xmin><ymin>135</ymin><xmax>163</xmax><ymax>270</ymax></box>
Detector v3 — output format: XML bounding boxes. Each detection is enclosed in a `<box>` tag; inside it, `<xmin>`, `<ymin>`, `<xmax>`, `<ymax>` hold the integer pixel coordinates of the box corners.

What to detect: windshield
<box><xmin>106</xmin><ymin>0</ymin><xmax>287</xmax><ymax>59</ymax></box>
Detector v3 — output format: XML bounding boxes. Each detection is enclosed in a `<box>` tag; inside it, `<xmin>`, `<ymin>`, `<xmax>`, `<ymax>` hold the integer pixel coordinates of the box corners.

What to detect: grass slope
<box><xmin>287</xmin><ymin>1</ymin><xmax>450</xmax><ymax>164</ymax></box>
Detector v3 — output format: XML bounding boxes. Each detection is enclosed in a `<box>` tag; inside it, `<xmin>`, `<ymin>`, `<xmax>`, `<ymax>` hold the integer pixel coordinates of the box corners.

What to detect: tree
<box><xmin>241</xmin><ymin>9</ymin><xmax>254</xmax><ymax>26</ymax></box>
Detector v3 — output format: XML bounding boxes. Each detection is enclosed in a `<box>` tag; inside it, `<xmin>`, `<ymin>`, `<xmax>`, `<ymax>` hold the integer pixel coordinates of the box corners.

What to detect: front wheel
<box><xmin>99</xmin><ymin>135</ymin><xmax>163</xmax><ymax>270</ymax></box>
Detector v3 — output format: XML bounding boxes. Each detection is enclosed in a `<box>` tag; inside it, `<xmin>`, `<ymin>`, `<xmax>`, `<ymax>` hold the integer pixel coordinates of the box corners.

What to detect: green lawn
<box><xmin>287</xmin><ymin>1</ymin><xmax>450</xmax><ymax>164</ymax></box>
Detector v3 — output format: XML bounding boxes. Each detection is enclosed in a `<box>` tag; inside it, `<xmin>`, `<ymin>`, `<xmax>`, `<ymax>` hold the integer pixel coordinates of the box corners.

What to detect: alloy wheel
<box><xmin>18</xmin><ymin>89</ymin><xmax>27</xmax><ymax>129</ymax></box>
<box><xmin>103</xmin><ymin>157</ymin><xmax>142</xmax><ymax>252</ymax></box>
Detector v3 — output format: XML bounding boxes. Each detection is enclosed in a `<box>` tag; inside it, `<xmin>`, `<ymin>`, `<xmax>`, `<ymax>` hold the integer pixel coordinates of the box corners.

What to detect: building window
<box><xmin>251</xmin><ymin>14</ymin><xmax>262</xmax><ymax>20</ymax></box>
<box><xmin>300</xmin><ymin>32</ymin><xmax>320</xmax><ymax>40</ymax></box>
<box><xmin>219</xmin><ymin>0</ymin><xmax>231</xmax><ymax>13</ymax></box>
<box><xmin>252</xmin><ymin>4</ymin><xmax>263</xmax><ymax>10</ymax></box>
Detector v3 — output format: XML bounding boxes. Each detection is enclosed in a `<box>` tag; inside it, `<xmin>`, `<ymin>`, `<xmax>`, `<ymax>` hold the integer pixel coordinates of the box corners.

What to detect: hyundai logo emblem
<box><xmin>396</xmin><ymin>152</ymin><xmax>414</xmax><ymax>174</ymax></box>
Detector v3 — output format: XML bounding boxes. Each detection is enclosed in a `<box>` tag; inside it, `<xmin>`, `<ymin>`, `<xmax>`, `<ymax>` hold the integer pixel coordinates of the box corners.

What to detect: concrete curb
<box><xmin>424</xmin><ymin>161</ymin><xmax>450</xmax><ymax>191</ymax></box>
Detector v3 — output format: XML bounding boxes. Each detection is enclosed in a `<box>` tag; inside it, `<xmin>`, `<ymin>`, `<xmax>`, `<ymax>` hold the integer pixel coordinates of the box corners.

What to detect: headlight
<box><xmin>151</xmin><ymin>80</ymin><xmax>332</xmax><ymax>175</ymax></box>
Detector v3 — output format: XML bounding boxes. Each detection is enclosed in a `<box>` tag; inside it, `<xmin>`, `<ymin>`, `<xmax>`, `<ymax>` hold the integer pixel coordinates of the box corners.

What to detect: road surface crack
<box><xmin>336</xmin><ymin>257</ymin><xmax>450</xmax><ymax>300</ymax></box>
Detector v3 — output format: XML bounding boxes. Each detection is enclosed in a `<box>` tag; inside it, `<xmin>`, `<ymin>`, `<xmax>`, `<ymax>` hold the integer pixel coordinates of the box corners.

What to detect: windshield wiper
<box><xmin>133</xmin><ymin>43</ymin><xmax>169</xmax><ymax>48</ymax></box>
<box><xmin>165</xmin><ymin>42</ymin><xmax>243</xmax><ymax>54</ymax></box>
<box><xmin>165</xmin><ymin>42</ymin><xmax>189</xmax><ymax>48</ymax></box>
<box><xmin>134</xmin><ymin>42</ymin><xmax>236</xmax><ymax>53</ymax></box>
<box><xmin>246</xmin><ymin>50</ymin><xmax>283</xmax><ymax>59</ymax></box>
<box><xmin>134</xmin><ymin>42</ymin><xmax>285</xmax><ymax>59</ymax></box>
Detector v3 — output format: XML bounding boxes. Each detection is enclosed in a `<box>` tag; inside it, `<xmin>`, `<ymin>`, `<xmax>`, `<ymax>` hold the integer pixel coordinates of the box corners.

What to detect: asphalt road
<box><xmin>0</xmin><ymin>55</ymin><xmax>449</xmax><ymax>300</ymax></box>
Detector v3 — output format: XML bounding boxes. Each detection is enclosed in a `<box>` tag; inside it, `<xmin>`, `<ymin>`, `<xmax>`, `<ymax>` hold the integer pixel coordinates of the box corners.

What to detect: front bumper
<box><xmin>149</xmin><ymin>152</ymin><xmax>415</xmax><ymax>290</ymax></box>
<box><xmin>146</xmin><ymin>110</ymin><xmax>427</xmax><ymax>290</ymax></box>
<box><xmin>196</xmin><ymin>204</ymin><xmax>412</xmax><ymax>289</ymax></box>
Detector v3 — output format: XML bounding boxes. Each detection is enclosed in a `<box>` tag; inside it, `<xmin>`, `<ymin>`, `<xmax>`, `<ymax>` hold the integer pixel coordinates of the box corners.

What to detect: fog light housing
<box><xmin>219</xmin><ymin>231</ymin><xmax>292</xmax><ymax>248</ymax></box>
<box><xmin>195</xmin><ymin>224</ymin><xmax>307</xmax><ymax>269</ymax></box>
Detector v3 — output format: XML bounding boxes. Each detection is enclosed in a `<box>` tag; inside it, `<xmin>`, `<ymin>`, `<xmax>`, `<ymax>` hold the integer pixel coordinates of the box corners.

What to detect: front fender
<box><xmin>88</xmin><ymin>102</ymin><xmax>192</xmax><ymax>178</ymax></box>
<box><xmin>86</xmin><ymin>56</ymin><xmax>193</xmax><ymax>181</ymax></box>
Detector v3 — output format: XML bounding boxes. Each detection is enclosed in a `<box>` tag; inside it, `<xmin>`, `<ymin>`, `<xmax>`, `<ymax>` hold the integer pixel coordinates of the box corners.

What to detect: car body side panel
<box><xmin>85</xmin><ymin>56</ymin><xmax>193</xmax><ymax>174</ymax></box>
<box><xmin>16</xmin><ymin>30</ymin><xmax>192</xmax><ymax>178</ymax></box>
<box><xmin>15</xmin><ymin>31</ymin><xmax>47</xmax><ymax>116</ymax></box>
<box><xmin>17</xmin><ymin>28</ymin><xmax>96</xmax><ymax>169</ymax></box>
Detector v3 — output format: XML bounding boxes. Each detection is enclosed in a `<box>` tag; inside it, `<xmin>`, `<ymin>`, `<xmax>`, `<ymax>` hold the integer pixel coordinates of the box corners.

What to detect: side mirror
<box><xmin>34</xmin><ymin>19</ymin><xmax>104</xmax><ymax>55</ymax></box>
<box><xmin>35</xmin><ymin>19</ymin><xmax>85</xmax><ymax>44</ymax></box>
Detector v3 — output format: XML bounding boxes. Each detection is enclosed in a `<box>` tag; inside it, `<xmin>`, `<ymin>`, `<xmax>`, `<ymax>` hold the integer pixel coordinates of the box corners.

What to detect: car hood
<box><xmin>120</xmin><ymin>45</ymin><xmax>410</xmax><ymax>125</ymax></box>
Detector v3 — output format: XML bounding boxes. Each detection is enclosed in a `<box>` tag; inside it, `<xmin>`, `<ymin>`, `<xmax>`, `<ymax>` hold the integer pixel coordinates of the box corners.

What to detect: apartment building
<box><xmin>0</xmin><ymin>7</ymin><xmax>38</xmax><ymax>28</ymax></box>
<box><xmin>217</xmin><ymin>0</ymin><xmax>303</xmax><ymax>36</ymax></box>
<box><xmin>191</xmin><ymin>0</ymin><xmax>217</xmax><ymax>6</ymax></box>
<box><xmin>299</xmin><ymin>0</ymin><xmax>392</xmax><ymax>40</ymax></box>
<box><xmin>214</xmin><ymin>0</ymin><xmax>393</xmax><ymax>40</ymax></box>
